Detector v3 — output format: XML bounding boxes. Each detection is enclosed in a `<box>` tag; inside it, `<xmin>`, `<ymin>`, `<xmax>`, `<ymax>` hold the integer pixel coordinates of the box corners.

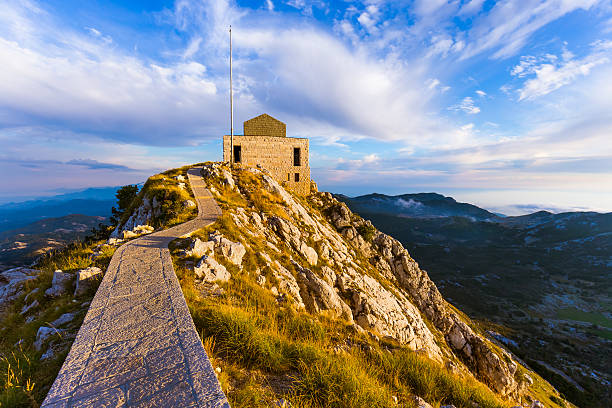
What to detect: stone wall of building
<box><xmin>223</xmin><ymin>135</ymin><xmax>311</xmax><ymax>195</ymax></box>
<box><xmin>243</xmin><ymin>114</ymin><xmax>286</xmax><ymax>138</ymax></box>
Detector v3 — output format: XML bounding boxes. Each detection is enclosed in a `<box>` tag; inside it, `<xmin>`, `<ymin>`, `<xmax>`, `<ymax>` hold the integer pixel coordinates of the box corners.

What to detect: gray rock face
<box><xmin>295</xmin><ymin>264</ymin><xmax>353</xmax><ymax>323</ymax></box>
<box><xmin>194</xmin><ymin>256</ymin><xmax>231</xmax><ymax>283</ymax></box>
<box><xmin>109</xmin><ymin>197</ymin><xmax>159</xmax><ymax>240</ymax></box>
<box><xmin>74</xmin><ymin>267</ymin><xmax>103</xmax><ymax>297</ymax></box>
<box><xmin>0</xmin><ymin>267</ymin><xmax>38</xmax><ymax>308</ymax></box>
<box><xmin>324</xmin><ymin>196</ymin><xmax>520</xmax><ymax>397</ymax></box>
<box><xmin>45</xmin><ymin>270</ymin><xmax>73</xmax><ymax>298</ymax></box>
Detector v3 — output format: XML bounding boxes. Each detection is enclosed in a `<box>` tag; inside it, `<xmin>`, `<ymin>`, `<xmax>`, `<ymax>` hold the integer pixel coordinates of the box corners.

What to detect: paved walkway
<box><xmin>42</xmin><ymin>167</ymin><xmax>229</xmax><ymax>408</ymax></box>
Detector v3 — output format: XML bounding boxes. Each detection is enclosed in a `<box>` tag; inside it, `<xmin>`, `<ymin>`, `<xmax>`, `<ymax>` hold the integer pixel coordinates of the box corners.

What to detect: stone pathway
<box><xmin>42</xmin><ymin>167</ymin><xmax>229</xmax><ymax>408</ymax></box>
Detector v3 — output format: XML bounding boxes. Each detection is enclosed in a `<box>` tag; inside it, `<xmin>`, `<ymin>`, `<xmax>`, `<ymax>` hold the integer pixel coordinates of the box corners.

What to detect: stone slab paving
<box><xmin>42</xmin><ymin>167</ymin><xmax>229</xmax><ymax>408</ymax></box>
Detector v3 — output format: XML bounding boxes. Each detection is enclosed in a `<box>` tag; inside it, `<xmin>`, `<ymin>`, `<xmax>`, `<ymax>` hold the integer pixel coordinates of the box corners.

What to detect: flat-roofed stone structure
<box><xmin>223</xmin><ymin>114</ymin><xmax>311</xmax><ymax>195</ymax></box>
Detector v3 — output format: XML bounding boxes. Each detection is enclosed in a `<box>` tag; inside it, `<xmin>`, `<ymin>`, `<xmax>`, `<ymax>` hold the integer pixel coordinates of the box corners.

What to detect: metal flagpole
<box><xmin>229</xmin><ymin>25</ymin><xmax>234</xmax><ymax>167</ymax></box>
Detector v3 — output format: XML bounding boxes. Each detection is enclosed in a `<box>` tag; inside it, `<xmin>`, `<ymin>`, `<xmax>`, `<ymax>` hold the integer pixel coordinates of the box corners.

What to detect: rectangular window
<box><xmin>294</xmin><ymin>172</ymin><xmax>300</xmax><ymax>182</ymax></box>
<box><xmin>293</xmin><ymin>147</ymin><xmax>301</xmax><ymax>166</ymax></box>
<box><xmin>233</xmin><ymin>145</ymin><xmax>242</xmax><ymax>163</ymax></box>
<box><xmin>287</xmin><ymin>173</ymin><xmax>291</xmax><ymax>181</ymax></box>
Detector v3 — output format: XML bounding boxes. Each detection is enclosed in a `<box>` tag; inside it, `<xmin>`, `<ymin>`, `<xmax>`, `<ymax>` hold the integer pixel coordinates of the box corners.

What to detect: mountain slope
<box><xmin>0</xmin><ymin>214</ymin><xmax>106</xmax><ymax>270</ymax></box>
<box><xmin>337</xmin><ymin>193</ymin><xmax>612</xmax><ymax>407</ymax></box>
<box><xmin>0</xmin><ymin>165</ymin><xmax>570</xmax><ymax>408</ymax></box>
<box><xmin>162</xmin><ymin>163</ymin><xmax>568</xmax><ymax>408</ymax></box>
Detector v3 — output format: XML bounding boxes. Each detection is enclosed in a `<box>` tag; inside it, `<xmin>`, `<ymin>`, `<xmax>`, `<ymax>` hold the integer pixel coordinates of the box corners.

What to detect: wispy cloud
<box><xmin>449</xmin><ymin>97</ymin><xmax>481</xmax><ymax>114</ymax></box>
<box><xmin>512</xmin><ymin>42</ymin><xmax>611</xmax><ymax>100</ymax></box>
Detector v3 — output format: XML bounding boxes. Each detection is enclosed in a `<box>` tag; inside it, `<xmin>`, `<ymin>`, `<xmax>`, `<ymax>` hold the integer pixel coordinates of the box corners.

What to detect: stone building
<box><xmin>223</xmin><ymin>114</ymin><xmax>311</xmax><ymax>195</ymax></box>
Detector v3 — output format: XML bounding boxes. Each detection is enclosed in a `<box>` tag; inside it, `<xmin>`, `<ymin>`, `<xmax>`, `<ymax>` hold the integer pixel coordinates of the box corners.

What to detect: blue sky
<box><xmin>1</xmin><ymin>0</ymin><xmax>611</xmax><ymax>214</ymax></box>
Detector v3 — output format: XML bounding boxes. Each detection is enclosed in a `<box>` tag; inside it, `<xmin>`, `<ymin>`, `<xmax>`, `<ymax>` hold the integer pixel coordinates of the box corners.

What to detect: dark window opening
<box><xmin>293</xmin><ymin>147</ymin><xmax>301</xmax><ymax>166</ymax></box>
<box><xmin>233</xmin><ymin>145</ymin><xmax>242</xmax><ymax>163</ymax></box>
<box><xmin>294</xmin><ymin>172</ymin><xmax>300</xmax><ymax>182</ymax></box>
<box><xmin>287</xmin><ymin>173</ymin><xmax>291</xmax><ymax>181</ymax></box>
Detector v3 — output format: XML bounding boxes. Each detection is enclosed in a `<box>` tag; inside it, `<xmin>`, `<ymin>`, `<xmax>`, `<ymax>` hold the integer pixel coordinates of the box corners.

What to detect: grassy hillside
<box><xmin>169</xmin><ymin>163</ymin><xmax>569</xmax><ymax>408</ymax></box>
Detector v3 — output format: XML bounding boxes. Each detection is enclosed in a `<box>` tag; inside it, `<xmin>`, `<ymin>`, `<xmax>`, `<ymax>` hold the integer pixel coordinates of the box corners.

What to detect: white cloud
<box><xmin>266</xmin><ymin>0</ymin><xmax>275</xmax><ymax>11</ymax></box>
<box><xmin>450</xmin><ymin>97</ymin><xmax>481</xmax><ymax>114</ymax></box>
<box><xmin>85</xmin><ymin>27</ymin><xmax>112</xmax><ymax>44</ymax></box>
<box><xmin>182</xmin><ymin>36</ymin><xmax>202</xmax><ymax>59</ymax></box>
<box><xmin>512</xmin><ymin>44</ymin><xmax>611</xmax><ymax>100</ymax></box>
<box><xmin>458</xmin><ymin>0</ymin><xmax>485</xmax><ymax>16</ymax></box>
<box><xmin>475</xmin><ymin>90</ymin><xmax>486</xmax><ymax>97</ymax></box>
<box><xmin>460</xmin><ymin>0</ymin><xmax>602</xmax><ymax>60</ymax></box>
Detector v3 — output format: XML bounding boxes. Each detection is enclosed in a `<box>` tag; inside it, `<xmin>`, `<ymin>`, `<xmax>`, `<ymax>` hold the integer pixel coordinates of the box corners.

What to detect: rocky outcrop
<box><xmin>324</xmin><ymin>195</ymin><xmax>519</xmax><ymax>396</ymax></box>
<box><xmin>0</xmin><ymin>267</ymin><xmax>38</xmax><ymax>310</ymax></box>
<box><xmin>295</xmin><ymin>263</ymin><xmax>353</xmax><ymax>322</ymax></box>
<box><xmin>45</xmin><ymin>270</ymin><xmax>73</xmax><ymax>298</ymax></box>
<box><xmin>194</xmin><ymin>256</ymin><xmax>231</xmax><ymax>283</ymax></box>
<box><xmin>109</xmin><ymin>197</ymin><xmax>159</xmax><ymax>240</ymax></box>
<box><xmin>196</xmin><ymin>163</ymin><xmax>531</xmax><ymax>400</ymax></box>
<box><xmin>74</xmin><ymin>267</ymin><xmax>103</xmax><ymax>297</ymax></box>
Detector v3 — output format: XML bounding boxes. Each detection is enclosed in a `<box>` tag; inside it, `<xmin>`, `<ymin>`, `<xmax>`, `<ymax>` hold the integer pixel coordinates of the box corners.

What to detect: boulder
<box><xmin>413</xmin><ymin>396</ymin><xmax>434</xmax><ymax>408</ymax></box>
<box><xmin>183</xmin><ymin>200</ymin><xmax>196</xmax><ymax>208</ymax></box>
<box><xmin>210</xmin><ymin>234</ymin><xmax>246</xmax><ymax>266</ymax></box>
<box><xmin>0</xmin><ymin>267</ymin><xmax>38</xmax><ymax>306</ymax></box>
<box><xmin>531</xmin><ymin>401</ymin><xmax>545</xmax><ymax>408</ymax></box>
<box><xmin>184</xmin><ymin>238</ymin><xmax>215</xmax><ymax>258</ymax></box>
<box><xmin>34</xmin><ymin>326</ymin><xmax>63</xmax><ymax>351</ymax></box>
<box><xmin>299</xmin><ymin>242</ymin><xmax>318</xmax><ymax>266</ymax></box>
<box><xmin>194</xmin><ymin>256</ymin><xmax>231</xmax><ymax>283</ymax></box>
<box><xmin>74</xmin><ymin>267</ymin><xmax>103</xmax><ymax>297</ymax></box>
<box><xmin>45</xmin><ymin>270</ymin><xmax>73</xmax><ymax>298</ymax></box>
<box><xmin>51</xmin><ymin>312</ymin><xmax>77</xmax><ymax>327</ymax></box>
<box><xmin>40</xmin><ymin>347</ymin><xmax>55</xmax><ymax>361</ymax></box>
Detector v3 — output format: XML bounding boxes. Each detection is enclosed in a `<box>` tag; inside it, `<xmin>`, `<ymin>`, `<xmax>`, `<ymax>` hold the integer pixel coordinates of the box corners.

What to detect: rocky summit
<box><xmin>0</xmin><ymin>163</ymin><xmax>571</xmax><ymax>408</ymax></box>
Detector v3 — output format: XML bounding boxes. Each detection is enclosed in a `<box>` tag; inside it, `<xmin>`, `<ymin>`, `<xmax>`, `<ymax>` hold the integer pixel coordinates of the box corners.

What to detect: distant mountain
<box><xmin>336</xmin><ymin>192</ymin><xmax>498</xmax><ymax>220</ymax></box>
<box><xmin>0</xmin><ymin>186</ymin><xmax>120</xmax><ymax>232</ymax></box>
<box><xmin>337</xmin><ymin>192</ymin><xmax>612</xmax><ymax>407</ymax></box>
<box><xmin>0</xmin><ymin>214</ymin><xmax>106</xmax><ymax>270</ymax></box>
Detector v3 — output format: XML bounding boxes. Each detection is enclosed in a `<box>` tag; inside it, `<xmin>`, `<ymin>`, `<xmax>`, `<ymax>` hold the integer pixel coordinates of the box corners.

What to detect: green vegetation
<box><xmin>356</xmin><ymin>224</ymin><xmax>376</xmax><ymax>242</ymax></box>
<box><xmin>110</xmin><ymin>184</ymin><xmax>139</xmax><ymax>225</ymax></box>
<box><xmin>556</xmin><ymin>307</ymin><xmax>612</xmax><ymax>329</ymax></box>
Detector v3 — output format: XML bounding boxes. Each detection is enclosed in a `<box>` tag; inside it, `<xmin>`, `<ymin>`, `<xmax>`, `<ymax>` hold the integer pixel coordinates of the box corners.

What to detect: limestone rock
<box><xmin>299</xmin><ymin>242</ymin><xmax>318</xmax><ymax>266</ymax></box>
<box><xmin>295</xmin><ymin>264</ymin><xmax>353</xmax><ymax>322</ymax></box>
<box><xmin>51</xmin><ymin>312</ymin><xmax>77</xmax><ymax>327</ymax></box>
<box><xmin>210</xmin><ymin>234</ymin><xmax>246</xmax><ymax>266</ymax></box>
<box><xmin>184</xmin><ymin>238</ymin><xmax>215</xmax><ymax>258</ymax></box>
<box><xmin>272</xmin><ymin>262</ymin><xmax>304</xmax><ymax>309</ymax></box>
<box><xmin>183</xmin><ymin>199</ymin><xmax>196</xmax><ymax>208</ymax></box>
<box><xmin>0</xmin><ymin>267</ymin><xmax>38</xmax><ymax>306</ymax></box>
<box><xmin>74</xmin><ymin>267</ymin><xmax>103</xmax><ymax>297</ymax></box>
<box><xmin>413</xmin><ymin>396</ymin><xmax>434</xmax><ymax>408</ymax></box>
<box><xmin>40</xmin><ymin>347</ymin><xmax>55</xmax><ymax>361</ymax></box>
<box><xmin>194</xmin><ymin>256</ymin><xmax>231</xmax><ymax>283</ymax></box>
<box><xmin>531</xmin><ymin>401</ymin><xmax>545</xmax><ymax>408</ymax></box>
<box><xmin>34</xmin><ymin>326</ymin><xmax>63</xmax><ymax>351</ymax></box>
<box><xmin>45</xmin><ymin>270</ymin><xmax>73</xmax><ymax>298</ymax></box>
